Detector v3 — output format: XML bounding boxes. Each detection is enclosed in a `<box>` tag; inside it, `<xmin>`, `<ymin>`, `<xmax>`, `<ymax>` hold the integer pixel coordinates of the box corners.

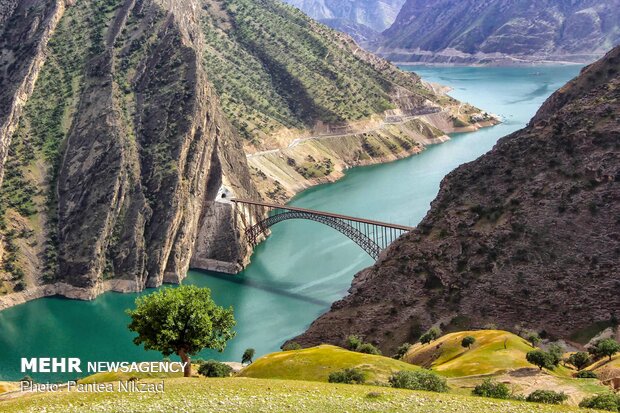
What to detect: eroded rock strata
<box><xmin>0</xmin><ymin>0</ymin><xmax>259</xmax><ymax>305</ymax></box>
<box><xmin>293</xmin><ymin>46</ymin><xmax>620</xmax><ymax>352</ymax></box>
<box><xmin>377</xmin><ymin>0</ymin><xmax>620</xmax><ymax>64</ymax></box>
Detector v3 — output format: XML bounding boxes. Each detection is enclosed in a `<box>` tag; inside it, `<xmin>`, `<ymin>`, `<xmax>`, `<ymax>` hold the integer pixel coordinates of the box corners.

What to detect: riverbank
<box><xmin>246</xmin><ymin>107</ymin><xmax>499</xmax><ymax>203</ymax></box>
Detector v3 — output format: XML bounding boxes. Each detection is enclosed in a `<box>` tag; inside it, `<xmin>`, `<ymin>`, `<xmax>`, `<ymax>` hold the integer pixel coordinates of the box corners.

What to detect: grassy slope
<box><xmin>404</xmin><ymin>330</ymin><xmax>541</xmax><ymax>377</ymax></box>
<box><xmin>0</xmin><ymin>382</ymin><xmax>19</xmax><ymax>394</ymax></box>
<box><xmin>591</xmin><ymin>354</ymin><xmax>620</xmax><ymax>371</ymax></box>
<box><xmin>239</xmin><ymin>345</ymin><xmax>420</xmax><ymax>383</ymax></box>
<box><xmin>0</xmin><ymin>377</ymin><xmax>600</xmax><ymax>413</ymax></box>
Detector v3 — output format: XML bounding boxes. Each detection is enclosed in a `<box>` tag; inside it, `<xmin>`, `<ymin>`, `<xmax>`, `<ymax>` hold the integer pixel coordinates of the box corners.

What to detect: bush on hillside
<box><xmin>198</xmin><ymin>360</ymin><xmax>233</xmax><ymax>378</ymax></box>
<box><xmin>547</xmin><ymin>343</ymin><xmax>565</xmax><ymax>367</ymax></box>
<box><xmin>526</xmin><ymin>332</ymin><xmax>541</xmax><ymax>347</ymax></box>
<box><xmin>419</xmin><ymin>327</ymin><xmax>441</xmax><ymax>344</ymax></box>
<box><xmin>393</xmin><ymin>343</ymin><xmax>412</xmax><ymax>359</ymax></box>
<box><xmin>579</xmin><ymin>393</ymin><xmax>620</xmax><ymax>411</ymax></box>
<box><xmin>461</xmin><ymin>336</ymin><xmax>476</xmax><ymax>349</ymax></box>
<box><xmin>568</xmin><ymin>351</ymin><xmax>592</xmax><ymax>371</ymax></box>
<box><xmin>589</xmin><ymin>338</ymin><xmax>620</xmax><ymax>361</ymax></box>
<box><xmin>346</xmin><ymin>335</ymin><xmax>363</xmax><ymax>351</ymax></box>
<box><xmin>389</xmin><ymin>370</ymin><xmax>448</xmax><ymax>393</ymax></box>
<box><xmin>526</xmin><ymin>350</ymin><xmax>555</xmax><ymax>370</ymax></box>
<box><xmin>345</xmin><ymin>334</ymin><xmax>381</xmax><ymax>355</ymax></box>
<box><xmin>472</xmin><ymin>379</ymin><xmax>511</xmax><ymax>399</ymax></box>
<box><xmin>526</xmin><ymin>390</ymin><xmax>568</xmax><ymax>405</ymax></box>
<box><xmin>282</xmin><ymin>342</ymin><xmax>302</xmax><ymax>351</ymax></box>
<box><xmin>328</xmin><ymin>368</ymin><xmax>365</xmax><ymax>384</ymax></box>
<box><xmin>575</xmin><ymin>370</ymin><xmax>597</xmax><ymax>379</ymax></box>
<box><xmin>357</xmin><ymin>343</ymin><xmax>382</xmax><ymax>355</ymax></box>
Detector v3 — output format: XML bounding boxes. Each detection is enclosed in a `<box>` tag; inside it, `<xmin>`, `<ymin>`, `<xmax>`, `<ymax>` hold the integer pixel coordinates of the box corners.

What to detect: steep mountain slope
<box><xmin>201</xmin><ymin>0</ymin><xmax>450</xmax><ymax>149</ymax></box>
<box><xmin>0</xmin><ymin>0</ymin><xmax>260</xmax><ymax>305</ymax></box>
<box><xmin>283</xmin><ymin>0</ymin><xmax>405</xmax><ymax>35</ymax></box>
<box><xmin>377</xmin><ymin>0</ymin><xmax>620</xmax><ymax>64</ymax></box>
<box><xmin>0</xmin><ymin>0</ymin><xmax>486</xmax><ymax>307</ymax></box>
<box><xmin>292</xmin><ymin>46</ymin><xmax>620</xmax><ymax>352</ymax></box>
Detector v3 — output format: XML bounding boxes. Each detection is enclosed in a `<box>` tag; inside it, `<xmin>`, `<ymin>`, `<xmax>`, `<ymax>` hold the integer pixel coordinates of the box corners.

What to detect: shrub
<box><xmin>547</xmin><ymin>343</ymin><xmax>565</xmax><ymax>367</ymax></box>
<box><xmin>472</xmin><ymin>379</ymin><xmax>511</xmax><ymax>399</ymax></box>
<box><xmin>346</xmin><ymin>335</ymin><xmax>363</xmax><ymax>351</ymax></box>
<box><xmin>419</xmin><ymin>327</ymin><xmax>441</xmax><ymax>344</ymax></box>
<box><xmin>527</xmin><ymin>333</ymin><xmax>541</xmax><ymax>347</ymax></box>
<box><xmin>461</xmin><ymin>336</ymin><xmax>476</xmax><ymax>349</ymax></box>
<box><xmin>345</xmin><ymin>335</ymin><xmax>381</xmax><ymax>355</ymax></box>
<box><xmin>197</xmin><ymin>360</ymin><xmax>232</xmax><ymax>378</ymax></box>
<box><xmin>242</xmin><ymin>348</ymin><xmax>255</xmax><ymax>364</ymax></box>
<box><xmin>20</xmin><ymin>375</ymin><xmax>34</xmax><ymax>384</ymax></box>
<box><xmin>579</xmin><ymin>393</ymin><xmax>620</xmax><ymax>411</ymax></box>
<box><xmin>389</xmin><ymin>370</ymin><xmax>448</xmax><ymax>393</ymax></box>
<box><xmin>575</xmin><ymin>370</ymin><xmax>597</xmax><ymax>379</ymax></box>
<box><xmin>526</xmin><ymin>390</ymin><xmax>568</xmax><ymax>405</ymax></box>
<box><xmin>282</xmin><ymin>342</ymin><xmax>302</xmax><ymax>351</ymax></box>
<box><xmin>357</xmin><ymin>343</ymin><xmax>381</xmax><ymax>355</ymax></box>
<box><xmin>590</xmin><ymin>338</ymin><xmax>620</xmax><ymax>361</ymax></box>
<box><xmin>567</xmin><ymin>352</ymin><xmax>591</xmax><ymax>371</ymax></box>
<box><xmin>328</xmin><ymin>368</ymin><xmax>365</xmax><ymax>384</ymax></box>
<box><xmin>393</xmin><ymin>343</ymin><xmax>411</xmax><ymax>359</ymax></box>
<box><xmin>526</xmin><ymin>350</ymin><xmax>555</xmax><ymax>370</ymax></box>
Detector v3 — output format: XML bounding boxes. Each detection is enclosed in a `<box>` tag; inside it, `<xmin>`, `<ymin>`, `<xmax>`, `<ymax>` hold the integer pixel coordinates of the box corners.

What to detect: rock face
<box><xmin>284</xmin><ymin>0</ymin><xmax>405</xmax><ymax>40</ymax></box>
<box><xmin>377</xmin><ymin>0</ymin><xmax>620</xmax><ymax>64</ymax></box>
<box><xmin>0</xmin><ymin>0</ymin><xmax>259</xmax><ymax>302</ymax></box>
<box><xmin>292</xmin><ymin>46</ymin><xmax>620</xmax><ymax>353</ymax></box>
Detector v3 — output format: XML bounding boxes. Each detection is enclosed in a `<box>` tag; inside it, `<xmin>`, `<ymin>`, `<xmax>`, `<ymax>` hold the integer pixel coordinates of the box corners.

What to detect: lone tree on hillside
<box><xmin>393</xmin><ymin>343</ymin><xmax>412</xmax><ymax>360</ymax></box>
<box><xmin>590</xmin><ymin>338</ymin><xmax>620</xmax><ymax>361</ymax></box>
<box><xmin>527</xmin><ymin>333</ymin><xmax>541</xmax><ymax>347</ymax></box>
<box><xmin>127</xmin><ymin>285</ymin><xmax>235</xmax><ymax>377</ymax></box>
<box><xmin>526</xmin><ymin>350</ymin><xmax>554</xmax><ymax>371</ymax></box>
<box><xmin>420</xmin><ymin>327</ymin><xmax>442</xmax><ymax>344</ymax></box>
<box><xmin>242</xmin><ymin>348</ymin><xmax>255</xmax><ymax>364</ymax></box>
<box><xmin>462</xmin><ymin>336</ymin><xmax>476</xmax><ymax>349</ymax></box>
<box><xmin>567</xmin><ymin>352</ymin><xmax>592</xmax><ymax>371</ymax></box>
<box><xmin>547</xmin><ymin>343</ymin><xmax>565</xmax><ymax>367</ymax></box>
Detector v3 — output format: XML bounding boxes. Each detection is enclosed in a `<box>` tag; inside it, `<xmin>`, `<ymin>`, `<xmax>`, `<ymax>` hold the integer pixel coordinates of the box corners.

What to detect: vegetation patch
<box><xmin>403</xmin><ymin>330</ymin><xmax>535</xmax><ymax>377</ymax></box>
<box><xmin>239</xmin><ymin>345</ymin><xmax>420</xmax><ymax>383</ymax></box>
<box><xmin>0</xmin><ymin>377</ymin><xmax>592</xmax><ymax>413</ymax></box>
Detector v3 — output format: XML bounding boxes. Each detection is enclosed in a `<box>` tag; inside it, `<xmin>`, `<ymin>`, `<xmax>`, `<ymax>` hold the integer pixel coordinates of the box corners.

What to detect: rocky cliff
<box><xmin>377</xmin><ymin>0</ymin><xmax>620</xmax><ymax>64</ymax></box>
<box><xmin>293</xmin><ymin>46</ymin><xmax>620</xmax><ymax>352</ymax></box>
<box><xmin>0</xmin><ymin>0</ymin><xmax>259</xmax><ymax>305</ymax></box>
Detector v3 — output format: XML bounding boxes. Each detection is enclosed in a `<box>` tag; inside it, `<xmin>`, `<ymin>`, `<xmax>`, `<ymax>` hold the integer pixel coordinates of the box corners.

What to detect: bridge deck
<box><xmin>231</xmin><ymin>199</ymin><xmax>415</xmax><ymax>231</ymax></box>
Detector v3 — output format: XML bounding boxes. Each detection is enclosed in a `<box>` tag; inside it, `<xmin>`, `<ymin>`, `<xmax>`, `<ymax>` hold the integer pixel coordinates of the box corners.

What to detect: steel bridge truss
<box><xmin>232</xmin><ymin>199</ymin><xmax>414</xmax><ymax>261</ymax></box>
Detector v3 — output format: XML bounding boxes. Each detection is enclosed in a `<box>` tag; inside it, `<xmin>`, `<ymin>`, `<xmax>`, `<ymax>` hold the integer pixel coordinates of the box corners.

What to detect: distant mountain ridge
<box><xmin>283</xmin><ymin>0</ymin><xmax>405</xmax><ymax>42</ymax></box>
<box><xmin>375</xmin><ymin>0</ymin><xmax>620</xmax><ymax>64</ymax></box>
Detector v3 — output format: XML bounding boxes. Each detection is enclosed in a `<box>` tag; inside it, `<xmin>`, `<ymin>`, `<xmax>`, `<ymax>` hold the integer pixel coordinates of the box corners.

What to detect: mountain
<box><xmin>292</xmin><ymin>46</ymin><xmax>620</xmax><ymax>352</ymax></box>
<box><xmin>376</xmin><ymin>0</ymin><xmax>620</xmax><ymax>64</ymax></box>
<box><xmin>283</xmin><ymin>0</ymin><xmax>405</xmax><ymax>42</ymax></box>
<box><xmin>0</xmin><ymin>0</ymin><xmax>477</xmax><ymax>307</ymax></box>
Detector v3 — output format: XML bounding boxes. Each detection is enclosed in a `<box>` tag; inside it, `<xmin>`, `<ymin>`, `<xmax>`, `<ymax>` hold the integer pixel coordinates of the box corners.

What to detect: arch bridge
<box><xmin>231</xmin><ymin>199</ymin><xmax>415</xmax><ymax>260</ymax></box>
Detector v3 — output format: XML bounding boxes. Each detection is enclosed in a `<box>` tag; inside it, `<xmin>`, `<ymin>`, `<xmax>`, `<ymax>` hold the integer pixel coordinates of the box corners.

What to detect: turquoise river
<box><xmin>0</xmin><ymin>65</ymin><xmax>582</xmax><ymax>382</ymax></box>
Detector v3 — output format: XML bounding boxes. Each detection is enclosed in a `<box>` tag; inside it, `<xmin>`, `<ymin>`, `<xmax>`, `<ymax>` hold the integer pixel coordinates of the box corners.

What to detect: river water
<box><xmin>0</xmin><ymin>65</ymin><xmax>581</xmax><ymax>382</ymax></box>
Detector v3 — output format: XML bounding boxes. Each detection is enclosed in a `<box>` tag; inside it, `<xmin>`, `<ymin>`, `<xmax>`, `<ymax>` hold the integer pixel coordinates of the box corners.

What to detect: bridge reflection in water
<box><xmin>231</xmin><ymin>199</ymin><xmax>415</xmax><ymax>260</ymax></box>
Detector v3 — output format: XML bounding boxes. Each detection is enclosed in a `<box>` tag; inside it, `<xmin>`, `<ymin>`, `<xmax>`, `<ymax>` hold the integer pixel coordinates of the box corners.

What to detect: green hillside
<box><xmin>239</xmin><ymin>344</ymin><xmax>420</xmax><ymax>383</ymax></box>
<box><xmin>0</xmin><ymin>377</ymin><xmax>599</xmax><ymax>413</ymax></box>
<box><xmin>200</xmin><ymin>0</ymin><xmax>445</xmax><ymax>143</ymax></box>
<box><xmin>404</xmin><ymin>330</ymin><xmax>539</xmax><ymax>377</ymax></box>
